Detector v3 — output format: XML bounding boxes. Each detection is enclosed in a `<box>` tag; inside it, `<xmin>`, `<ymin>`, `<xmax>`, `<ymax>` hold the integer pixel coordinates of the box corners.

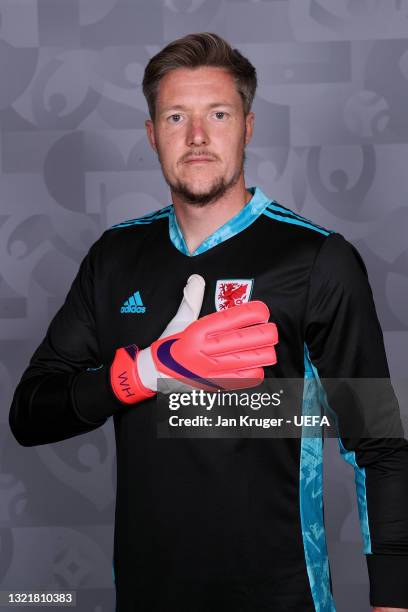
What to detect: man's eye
<box><xmin>168</xmin><ymin>114</ymin><xmax>182</xmax><ymax>123</ymax></box>
<box><xmin>214</xmin><ymin>112</ymin><xmax>227</xmax><ymax>120</ymax></box>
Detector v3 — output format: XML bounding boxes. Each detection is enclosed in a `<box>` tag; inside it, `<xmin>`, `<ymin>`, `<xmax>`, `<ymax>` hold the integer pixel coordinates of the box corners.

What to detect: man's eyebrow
<box><xmin>159</xmin><ymin>102</ymin><xmax>235</xmax><ymax>114</ymax></box>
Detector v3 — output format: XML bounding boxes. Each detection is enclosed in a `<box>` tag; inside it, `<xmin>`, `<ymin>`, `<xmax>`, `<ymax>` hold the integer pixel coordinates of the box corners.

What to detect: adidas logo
<box><xmin>120</xmin><ymin>290</ymin><xmax>146</xmax><ymax>314</ymax></box>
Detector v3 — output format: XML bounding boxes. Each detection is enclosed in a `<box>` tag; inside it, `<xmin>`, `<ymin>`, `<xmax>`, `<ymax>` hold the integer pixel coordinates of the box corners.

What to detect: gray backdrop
<box><xmin>1</xmin><ymin>1</ymin><xmax>408</xmax><ymax>611</ymax></box>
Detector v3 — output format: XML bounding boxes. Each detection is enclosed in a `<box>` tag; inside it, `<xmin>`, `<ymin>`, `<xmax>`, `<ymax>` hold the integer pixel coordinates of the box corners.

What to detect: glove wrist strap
<box><xmin>110</xmin><ymin>344</ymin><xmax>156</xmax><ymax>405</ymax></box>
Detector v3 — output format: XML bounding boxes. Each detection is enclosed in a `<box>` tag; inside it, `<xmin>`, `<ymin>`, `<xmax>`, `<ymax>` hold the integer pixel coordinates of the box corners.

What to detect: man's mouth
<box><xmin>184</xmin><ymin>157</ymin><xmax>215</xmax><ymax>164</ymax></box>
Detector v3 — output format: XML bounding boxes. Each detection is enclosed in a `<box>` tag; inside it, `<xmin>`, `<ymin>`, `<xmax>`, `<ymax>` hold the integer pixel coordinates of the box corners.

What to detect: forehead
<box><xmin>156</xmin><ymin>66</ymin><xmax>240</xmax><ymax>109</ymax></box>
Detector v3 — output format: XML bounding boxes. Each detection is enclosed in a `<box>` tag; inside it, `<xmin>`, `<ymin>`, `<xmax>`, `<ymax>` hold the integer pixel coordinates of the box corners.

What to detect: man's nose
<box><xmin>186</xmin><ymin>117</ymin><xmax>208</xmax><ymax>146</ymax></box>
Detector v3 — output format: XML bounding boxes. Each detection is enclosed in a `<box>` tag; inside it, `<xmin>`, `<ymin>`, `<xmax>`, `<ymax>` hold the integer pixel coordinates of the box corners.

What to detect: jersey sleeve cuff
<box><xmin>366</xmin><ymin>553</ymin><xmax>408</xmax><ymax>608</ymax></box>
<box><xmin>71</xmin><ymin>365</ymin><xmax>129</xmax><ymax>424</ymax></box>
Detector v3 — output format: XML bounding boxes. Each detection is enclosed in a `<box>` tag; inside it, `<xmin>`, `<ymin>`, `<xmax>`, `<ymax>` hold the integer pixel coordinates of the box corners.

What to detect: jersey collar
<box><xmin>168</xmin><ymin>185</ymin><xmax>272</xmax><ymax>257</ymax></box>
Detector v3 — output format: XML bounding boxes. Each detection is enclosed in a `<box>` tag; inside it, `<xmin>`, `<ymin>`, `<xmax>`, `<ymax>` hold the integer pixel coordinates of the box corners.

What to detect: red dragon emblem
<box><xmin>215</xmin><ymin>280</ymin><xmax>253</xmax><ymax>311</ymax></box>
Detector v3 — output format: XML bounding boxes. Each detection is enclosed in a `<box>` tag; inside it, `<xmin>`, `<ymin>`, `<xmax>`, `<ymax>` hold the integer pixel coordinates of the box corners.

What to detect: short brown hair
<box><xmin>142</xmin><ymin>32</ymin><xmax>257</xmax><ymax>122</ymax></box>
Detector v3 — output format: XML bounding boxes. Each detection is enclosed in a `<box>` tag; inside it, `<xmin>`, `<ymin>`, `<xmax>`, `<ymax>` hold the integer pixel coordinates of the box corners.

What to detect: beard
<box><xmin>158</xmin><ymin>147</ymin><xmax>247</xmax><ymax>208</ymax></box>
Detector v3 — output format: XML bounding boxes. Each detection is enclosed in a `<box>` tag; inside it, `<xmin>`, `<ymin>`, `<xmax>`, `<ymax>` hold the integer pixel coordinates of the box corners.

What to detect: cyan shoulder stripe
<box><xmin>265</xmin><ymin>208</ymin><xmax>331</xmax><ymax>235</ymax></box>
<box><xmin>108</xmin><ymin>205</ymin><xmax>172</xmax><ymax>230</ymax></box>
<box><xmin>263</xmin><ymin>203</ymin><xmax>333</xmax><ymax>236</ymax></box>
<box><xmin>266</xmin><ymin>201</ymin><xmax>332</xmax><ymax>233</ymax></box>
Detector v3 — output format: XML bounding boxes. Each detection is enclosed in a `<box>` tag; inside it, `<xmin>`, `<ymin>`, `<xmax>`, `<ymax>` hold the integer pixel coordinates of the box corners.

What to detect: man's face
<box><xmin>145</xmin><ymin>66</ymin><xmax>254</xmax><ymax>206</ymax></box>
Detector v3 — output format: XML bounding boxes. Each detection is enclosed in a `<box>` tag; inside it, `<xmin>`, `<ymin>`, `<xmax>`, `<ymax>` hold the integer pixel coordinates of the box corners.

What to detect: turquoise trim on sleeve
<box><xmin>168</xmin><ymin>185</ymin><xmax>272</xmax><ymax>256</ymax></box>
<box><xmin>336</xmin><ymin>441</ymin><xmax>372</xmax><ymax>555</ymax></box>
<box><xmin>300</xmin><ymin>344</ymin><xmax>336</xmax><ymax>612</ymax></box>
<box><xmin>86</xmin><ymin>364</ymin><xmax>103</xmax><ymax>372</ymax></box>
<box><xmin>108</xmin><ymin>206</ymin><xmax>172</xmax><ymax>230</ymax></box>
<box><xmin>303</xmin><ymin>344</ymin><xmax>372</xmax><ymax>555</ymax></box>
<box><xmin>263</xmin><ymin>208</ymin><xmax>332</xmax><ymax>236</ymax></box>
<box><xmin>266</xmin><ymin>202</ymin><xmax>334</xmax><ymax>234</ymax></box>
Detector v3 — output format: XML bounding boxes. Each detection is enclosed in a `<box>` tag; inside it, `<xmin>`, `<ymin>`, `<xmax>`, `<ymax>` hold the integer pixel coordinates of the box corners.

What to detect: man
<box><xmin>9</xmin><ymin>32</ymin><xmax>408</xmax><ymax>612</ymax></box>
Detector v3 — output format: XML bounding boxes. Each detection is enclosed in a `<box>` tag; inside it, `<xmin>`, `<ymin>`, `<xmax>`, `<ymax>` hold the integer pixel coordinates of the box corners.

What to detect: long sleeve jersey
<box><xmin>9</xmin><ymin>185</ymin><xmax>408</xmax><ymax>611</ymax></box>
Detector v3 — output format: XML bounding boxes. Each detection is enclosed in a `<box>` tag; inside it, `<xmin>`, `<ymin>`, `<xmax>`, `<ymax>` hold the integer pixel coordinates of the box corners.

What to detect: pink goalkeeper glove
<box><xmin>110</xmin><ymin>275</ymin><xmax>278</xmax><ymax>405</ymax></box>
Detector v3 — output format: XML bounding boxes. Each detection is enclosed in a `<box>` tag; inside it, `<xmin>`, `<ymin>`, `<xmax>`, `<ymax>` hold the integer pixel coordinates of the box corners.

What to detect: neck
<box><xmin>172</xmin><ymin>179</ymin><xmax>253</xmax><ymax>255</ymax></box>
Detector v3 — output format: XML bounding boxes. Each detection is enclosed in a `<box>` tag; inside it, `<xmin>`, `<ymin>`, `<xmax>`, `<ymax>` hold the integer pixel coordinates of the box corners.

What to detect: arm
<box><xmin>9</xmin><ymin>238</ymin><xmax>278</xmax><ymax>447</ymax></box>
<box><xmin>304</xmin><ymin>232</ymin><xmax>408</xmax><ymax>610</ymax></box>
<box><xmin>9</xmin><ymin>234</ymin><xmax>126</xmax><ymax>447</ymax></box>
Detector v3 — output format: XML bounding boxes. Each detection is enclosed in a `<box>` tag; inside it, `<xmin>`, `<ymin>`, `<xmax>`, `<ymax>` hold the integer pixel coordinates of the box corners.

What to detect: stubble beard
<box><xmin>159</xmin><ymin>145</ymin><xmax>247</xmax><ymax>208</ymax></box>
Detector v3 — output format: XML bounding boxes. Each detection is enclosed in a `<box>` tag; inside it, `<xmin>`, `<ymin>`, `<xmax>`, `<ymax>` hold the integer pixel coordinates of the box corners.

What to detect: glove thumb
<box><xmin>158</xmin><ymin>274</ymin><xmax>205</xmax><ymax>339</ymax></box>
<box><xmin>136</xmin><ymin>274</ymin><xmax>205</xmax><ymax>392</ymax></box>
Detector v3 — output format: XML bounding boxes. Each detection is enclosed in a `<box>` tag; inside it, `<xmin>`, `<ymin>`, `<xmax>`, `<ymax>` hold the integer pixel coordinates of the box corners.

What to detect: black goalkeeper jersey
<box><xmin>9</xmin><ymin>185</ymin><xmax>408</xmax><ymax>611</ymax></box>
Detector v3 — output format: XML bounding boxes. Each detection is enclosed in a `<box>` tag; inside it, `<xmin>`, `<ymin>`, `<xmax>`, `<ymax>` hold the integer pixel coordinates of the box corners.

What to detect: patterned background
<box><xmin>1</xmin><ymin>1</ymin><xmax>408</xmax><ymax>610</ymax></box>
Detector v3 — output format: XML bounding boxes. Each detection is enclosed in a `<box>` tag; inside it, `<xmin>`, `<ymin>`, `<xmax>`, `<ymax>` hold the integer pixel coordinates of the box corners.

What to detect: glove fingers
<box><xmin>198</xmin><ymin>301</ymin><xmax>270</xmax><ymax>335</ymax></box>
<box><xmin>204</xmin><ymin>322</ymin><xmax>278</xmax><ymax>355</ymax></box>
<box><xmin>207</xmin><ymin>344</ymin><xmax>277</xmax><ymax>372</ymax></box>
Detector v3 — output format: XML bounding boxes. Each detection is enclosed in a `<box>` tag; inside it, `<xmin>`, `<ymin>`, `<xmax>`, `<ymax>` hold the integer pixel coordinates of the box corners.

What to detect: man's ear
<box><xmin>145</xmin><ymin>119</ymin><xmax>157</xmax><ymax>153</ymax></box>
<box><xmin>244</xmin><ymin>112</ymin><xmax>255</xmax><ymax>146</ymax></box>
